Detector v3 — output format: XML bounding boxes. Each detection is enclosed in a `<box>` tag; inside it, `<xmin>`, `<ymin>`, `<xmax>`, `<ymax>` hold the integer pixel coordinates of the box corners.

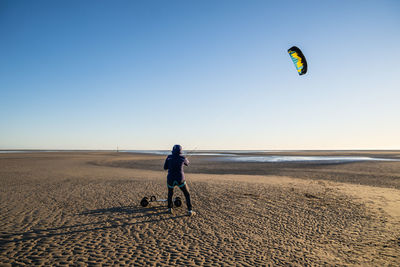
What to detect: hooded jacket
<box><xmin>164</xmin><ymin>145</ymin><xmax>189</xmax><ymax>183</ymax></box>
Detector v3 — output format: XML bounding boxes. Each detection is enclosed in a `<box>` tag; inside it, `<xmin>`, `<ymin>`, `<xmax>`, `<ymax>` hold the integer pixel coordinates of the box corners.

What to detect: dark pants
<box><xmin>168</xmin><ymin>183</ymin><xmax>192</xmax><ymax>210</ymax></box>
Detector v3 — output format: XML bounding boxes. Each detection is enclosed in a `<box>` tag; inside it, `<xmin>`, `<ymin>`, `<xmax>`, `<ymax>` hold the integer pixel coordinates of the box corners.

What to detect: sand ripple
<box><xmin>0</xmin><ymin>153</ymin><xmax>399</xmax><ymax>265</ymax></box>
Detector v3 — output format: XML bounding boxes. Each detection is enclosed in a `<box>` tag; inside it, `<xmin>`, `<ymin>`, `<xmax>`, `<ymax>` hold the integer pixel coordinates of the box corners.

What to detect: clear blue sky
<box><xmin>1</xmin><ymin>0</ymin><xmax>399</xmax><ymax>150</ymax></box>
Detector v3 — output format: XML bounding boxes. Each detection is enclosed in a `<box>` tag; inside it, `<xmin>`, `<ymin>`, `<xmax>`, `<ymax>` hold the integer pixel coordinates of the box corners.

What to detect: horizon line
<box><xmin>1</xmin><ymin>149</ymin><xmax>400</xmax><ymax>152</ymax></box>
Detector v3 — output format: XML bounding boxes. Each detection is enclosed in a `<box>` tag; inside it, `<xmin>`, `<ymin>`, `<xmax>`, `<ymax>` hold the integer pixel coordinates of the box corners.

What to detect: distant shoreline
<box><xmin>1</xmin><ymin>149</ymin><xmax>400</xmax><ymax>152</ymax></box>
<box><xmin>2</xmin><ymin>149</ymin><xmax>400</xmax><ymax>161</ymax></box>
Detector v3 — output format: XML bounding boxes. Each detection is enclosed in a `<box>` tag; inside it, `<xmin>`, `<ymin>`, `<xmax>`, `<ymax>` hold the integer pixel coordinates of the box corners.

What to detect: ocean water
<box><xmin>124</xmin><ymin>150</ymin><xmax>170</xmax><ymax>155</ymax></box>
<box><xmin>124</xmin><ymin>151</ymin><xmax>400</xmax><ymax>163</ymax></box>
<box><xmin>123</xmin><ymin>150</ymin><xmax>237</xmax><ymax>156</ymax></box>
<box><xmin>216</xmin><ymin>155</ymin><xmax>400</xmax><ymax>163</ymax></box>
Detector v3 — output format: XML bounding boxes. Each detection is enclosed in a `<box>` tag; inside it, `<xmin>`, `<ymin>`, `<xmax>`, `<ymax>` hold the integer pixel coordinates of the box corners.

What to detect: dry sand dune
<box><xmin>0</xmin><ymin>152</ymin><xmax>399</xmax><ymax>265</ymax></box>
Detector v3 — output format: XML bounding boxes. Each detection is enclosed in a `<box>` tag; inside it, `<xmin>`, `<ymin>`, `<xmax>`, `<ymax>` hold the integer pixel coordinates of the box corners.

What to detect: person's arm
<box><xmin>184</xmin><ymin>157</ymin><xmax>189</xmax><ymax>166</ymax></box>
<box><xmin>163</xmin><ymin>156</ymin><xmax>169</xmax><ymax>170</ymax></box>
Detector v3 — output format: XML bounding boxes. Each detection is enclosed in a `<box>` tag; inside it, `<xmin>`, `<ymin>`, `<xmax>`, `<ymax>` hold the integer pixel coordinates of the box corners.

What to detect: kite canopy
<box><xmin>287</xmin><ymin>46</ymin><xmax>307</xmax><ymax>75</ymax></box>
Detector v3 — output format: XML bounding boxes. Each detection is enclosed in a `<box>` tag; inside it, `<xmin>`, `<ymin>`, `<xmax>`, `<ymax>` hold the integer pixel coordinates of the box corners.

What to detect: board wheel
<box><xmin>140</xmin><ymin>197</ymin><xmax>149</xmax><ymax>207</ymax></box>
<box><xmin>174</xmin><ymin>197</ymin><xmax>182</xmax><ymax>207</ymax></box>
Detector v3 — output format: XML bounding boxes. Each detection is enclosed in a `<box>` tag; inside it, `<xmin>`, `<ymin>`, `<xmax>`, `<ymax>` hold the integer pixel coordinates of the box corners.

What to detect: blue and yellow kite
<box><xmin>288</xmin><ymin>46</ymin><xmax>307</xmax><ymax>76</ymax></box>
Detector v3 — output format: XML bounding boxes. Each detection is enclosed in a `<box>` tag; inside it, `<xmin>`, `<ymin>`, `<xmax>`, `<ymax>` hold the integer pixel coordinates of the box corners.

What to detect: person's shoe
<box><xmin>188</xmin><ymin>210</ymin><xmax>196</xmax><ymax>216</ymax></box>
<box><xmin>168</xmin><ymin>208</ymin><xmax>174</xmax><ymax>214</ymax></box>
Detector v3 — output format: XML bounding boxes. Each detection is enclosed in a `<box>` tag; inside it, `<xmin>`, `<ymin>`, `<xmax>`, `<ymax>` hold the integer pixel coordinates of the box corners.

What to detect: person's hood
<box><xmin>172</xmin><ymin>144</ymin><xmax>182</xmax><ymax>155</ymax></box>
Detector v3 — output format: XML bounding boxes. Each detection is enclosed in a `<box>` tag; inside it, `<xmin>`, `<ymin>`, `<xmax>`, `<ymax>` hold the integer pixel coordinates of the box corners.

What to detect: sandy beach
<box><xmin>1</xmin><ymin>151</ymin><xmax>399</xmax><ymax>265</ymax></box>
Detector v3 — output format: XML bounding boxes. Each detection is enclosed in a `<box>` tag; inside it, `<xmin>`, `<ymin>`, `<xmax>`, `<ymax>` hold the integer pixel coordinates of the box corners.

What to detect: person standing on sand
<box><xmin>164</xmin><ymin>145</ymin><xmax>195</xmax><ymax>216</ymax></box>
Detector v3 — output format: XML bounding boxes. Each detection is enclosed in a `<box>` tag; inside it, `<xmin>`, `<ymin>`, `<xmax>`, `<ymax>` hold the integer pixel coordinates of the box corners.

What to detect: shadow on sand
<box><xmin>0</xmin><ymin>205</ymin><xmax>187</xmax><ymax>245</ymax></box>
<box><xmin>80</xmin><ymin>205</ymin><xmax>165</xmax><ymax>216</ymax></box>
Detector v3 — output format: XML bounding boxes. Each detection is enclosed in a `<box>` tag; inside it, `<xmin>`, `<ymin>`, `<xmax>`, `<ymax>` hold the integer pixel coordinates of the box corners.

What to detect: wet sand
<box><xmin>1</xmin><ymin>152</ymin><xmax>399</xmax><ymax>265</ymax></box>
